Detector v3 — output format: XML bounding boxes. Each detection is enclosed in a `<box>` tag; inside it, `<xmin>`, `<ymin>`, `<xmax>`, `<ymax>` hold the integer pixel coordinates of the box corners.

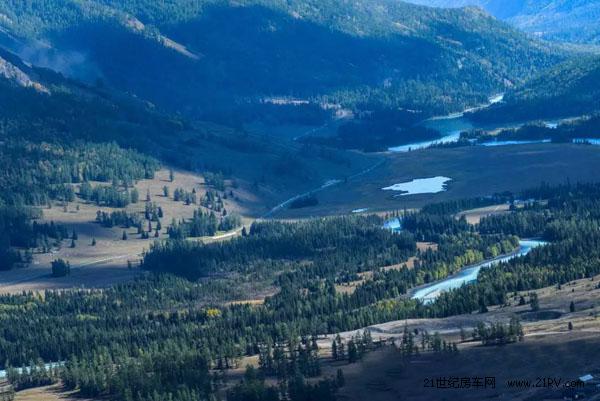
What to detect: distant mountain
<box><xmin>405</xmin><ymin>0</ymin><xmax>600</xmax><ymax>45</ymax></box>
<box><xmin>470</xmin><ymin>56</ymin><xmax>600</xmax><ymax>122</ymax></box>
<box><xmin>0</xmin><ymin>0</ymin><xmax>562</xmax><ymax>125</ymax></box>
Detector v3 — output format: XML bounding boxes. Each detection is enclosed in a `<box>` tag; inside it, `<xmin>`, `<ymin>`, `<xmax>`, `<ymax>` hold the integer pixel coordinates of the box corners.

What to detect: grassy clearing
<box><xmin>15</xmin><ymin>383</ymin><xmax>87</xmax><ymax>401</ymax></box>
<box><xmin>0</xmin><ymin>168</ymin><xmax>250</xmax><ymax>293</ymax></box>
<box><xmin>278</xmin><ymin>143</ymin><xmax>600</xmax><ymax>218</ymax></box>
<box><xmin>320</xmin><ymin>274</ymin><xmax>600</xmax><ymax>401</ymax></box>
<box><xmin>456</xmin><ymin>204</ymin><xmax>511</xmax><ymax>224</ymax></box>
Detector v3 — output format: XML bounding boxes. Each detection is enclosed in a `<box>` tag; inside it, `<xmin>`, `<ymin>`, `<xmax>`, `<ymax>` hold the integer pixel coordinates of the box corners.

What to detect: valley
<box><xmin>277</xmin><ymin>142</ymin><xmax>600</xmax><ymax>218</ymax></box>
<box><xmin>1</xmin><ymin>1</ymin><xmax>600</xmax><ymax>401</ymax></box>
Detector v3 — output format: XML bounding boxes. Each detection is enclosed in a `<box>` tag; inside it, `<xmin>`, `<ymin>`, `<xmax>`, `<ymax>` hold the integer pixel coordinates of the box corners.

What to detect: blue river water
<box><xmin>411</xmin><ymin>239</ymin><xmax>546</xmax><ymax>304</ymax></box>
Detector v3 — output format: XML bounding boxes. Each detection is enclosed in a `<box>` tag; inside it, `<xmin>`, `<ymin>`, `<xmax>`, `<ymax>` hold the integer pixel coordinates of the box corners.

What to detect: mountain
<box><xmin>0</xmin><ymin>47</ymin><xmax>374</xmax><ymax>209</ymax></box>
<box><xmin>405</xmin><ymin>0</ymin><xmax>600</xmax><ymax>45</ymax></box>
<box><xmin>470</xmin><ymin>56</ymin><xmax>600</xmax><ymax>122</ymax></box>
<box><xmin>0</xmin><ymin>0</ymin><xmax>562</xmax><ymax>125</ymax></box>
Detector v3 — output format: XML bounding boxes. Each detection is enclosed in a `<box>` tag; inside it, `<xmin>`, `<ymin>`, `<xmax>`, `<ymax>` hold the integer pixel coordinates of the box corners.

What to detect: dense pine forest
<box><xmin>0</xmin><ymin>0</ymin><xmax>564</xmax><ymax>124</ymax></box>
<box><xmin>1</xmin><ymin>183</ymin><xmax>599</xmax><ymax>400</ymax></box>
<box><xmin>2</xmin><ymin>1</ymin><xmax>600</xmax><ymax>401</ymax></box>
<box><xmin>471</xmin><ymin>56</ymin><xmax>600</xmax><ymax>122</ymax></box>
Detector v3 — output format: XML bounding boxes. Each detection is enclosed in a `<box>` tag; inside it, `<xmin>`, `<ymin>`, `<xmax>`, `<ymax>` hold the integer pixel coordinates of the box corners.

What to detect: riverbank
<box><xmin>410</xmin><ymin>239</ymin><xmax>546</xmax><ymax>304</ymax></box>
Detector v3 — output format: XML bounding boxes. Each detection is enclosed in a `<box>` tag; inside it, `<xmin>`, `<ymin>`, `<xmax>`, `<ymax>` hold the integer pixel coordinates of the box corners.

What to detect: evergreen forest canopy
<box><xmin>2</xmin><ymin>3</ymin><xmax>600</xmax><ymax>400</ymax></box>
<box><xmin>0</xmin><ymin>0</ymin><xmax>564</xmax><ymax>124</ymax></box>
<box><xmin>1</xmin><ymin>183</ymin><xmax>600</xmax><ymax>400</ymax></box>
<box><xmin>471</xmin><ymin>56</ymin><xmax>600</xmax><ymax>122</ymax></box>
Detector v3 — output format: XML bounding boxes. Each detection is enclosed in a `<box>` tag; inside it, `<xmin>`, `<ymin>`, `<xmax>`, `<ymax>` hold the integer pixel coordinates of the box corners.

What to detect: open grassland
<box><xmin>0</xmin><ymin>169</ymin><xmax>251</xmax><ymax>293</ymax></box>
<box><xmin>337</xmin><ymin>332</ymin><xmax>600</xmax><ymax>401</ymax></box>
<box><xmin>456</xmin><ymin>204</ymin><xmax>511</xmax><ymax>224</ymax></box>
<box><xmin>325</xmin><ymin>271</ymin><xmax>600</xmax><ymax>345</ymax></box>
<box><xmin>277</xmin><ymin>143</ymin><xmax>600</xmax><ymax>218</ymax></box>
<box><xmin>14</xmin><ymin>384</ymin><xmax>86</xmax><ymax>401</ymax></box>
<box><xmin>186</xmin><ymin>121</ymin><xmax>381</xmax><ymax>217</ymax></box>
<box><xmin>322</xmin><ymin>274</ymin><xmax>600</xmax><ymax>401</ymax></box>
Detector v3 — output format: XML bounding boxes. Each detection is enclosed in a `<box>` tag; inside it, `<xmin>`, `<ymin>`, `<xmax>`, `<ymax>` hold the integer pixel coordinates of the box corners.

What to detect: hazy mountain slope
<box><xmin>0</xmin><ymin>47</ymin><xmax>374</xmax><ymax>208</ymax></box>
<box><xmin>406</xmin><ymin>0</ymin><xmax>600</xmax><ymax>44</ymax></box>
<box><xmin>470</xmin><ymin>56</ymin><xmax>600</xmax><ymax>122</ymax></box>
<box><xmin>0</xmin><ymin>0</ymin><xmax>562</xmax><ymax>124</ymax></box>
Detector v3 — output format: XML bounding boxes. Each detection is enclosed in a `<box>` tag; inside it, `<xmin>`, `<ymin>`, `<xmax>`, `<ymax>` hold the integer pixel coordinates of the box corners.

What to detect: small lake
<box><xmin>382</xmin><ymin>176</ymin><xmax>452</xmax><ymax>196</ymax></box>
<box><xmin>411</xmin><ymin>239</ymin><xmax>546</xmax><ymax>304</ymax></box>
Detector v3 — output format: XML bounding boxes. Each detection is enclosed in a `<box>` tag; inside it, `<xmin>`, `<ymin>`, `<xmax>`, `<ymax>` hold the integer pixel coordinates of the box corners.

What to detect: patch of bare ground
<box><xmin>317</xmin><ymin>276</ymin><xmax>600</xmax><ymax>401</ymax></box>
<box><xmin>456</xmin><ymin>203</ymin><xmax>511</xmax><ymax>224</ymax></box>
<box><xmin>417</xmin><ymin>241</ymin><xmax>438</xmax><ymax>252</ymax></box>
<box><xmin>324</xmin><ymin>273</ymin><xmax>600</xmax><ymax>345</ymax></box>
<box><xmin>336</xmin><ymin>331</ymin><xmax>600</xmax><ymax>401</ymax></box>
<box><xmin>336</xmin><ymin>242</ymin><xmax>437</xmax><ymax>295</ymax></box>
<box><xmin>15</xmin><ymin>383</ymin><xmax>92</xmax><ymax>401</ymax></box>
<box><xmin>0</xmin><ymin>169</ymin><xmax>252</xmax><ymax>293</ymax></box>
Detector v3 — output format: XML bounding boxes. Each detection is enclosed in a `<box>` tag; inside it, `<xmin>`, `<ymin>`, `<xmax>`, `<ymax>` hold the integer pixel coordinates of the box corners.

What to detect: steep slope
<box><xmin>0</xmin><ymin>0</ymin><xmax>562</xmax><ymax>124</ymax></box>
<box><xmin>0</xmin><ymin>47</ymin><xmax>375</xmax><ymax>209</ymax></box>
<box><xmin>470</xmin><ymin>56</ymin><xmax>600</xmax><ymax>122</ymax></box>
<box><xmin>406</xmin><ymin>0</ymin><xmax>600</xmax><ymax>44</ymax></box>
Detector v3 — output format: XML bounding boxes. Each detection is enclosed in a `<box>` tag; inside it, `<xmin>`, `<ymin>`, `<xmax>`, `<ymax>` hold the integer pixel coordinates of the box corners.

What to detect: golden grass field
<box><xmin>0</xmin><ymin>168</ymin><xmax>253</xmax><ymax>293</ymax></box>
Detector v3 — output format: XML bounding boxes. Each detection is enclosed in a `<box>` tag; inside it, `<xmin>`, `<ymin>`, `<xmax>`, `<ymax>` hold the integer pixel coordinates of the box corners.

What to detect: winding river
<box><xmin>411</xmin><ymin>239</ymin><xmax>546</xmax><ymax>304</ymax></box>
<box><xmin>387</xmin><ymin>95</ymin><xmax>578</xmax><ymax>152</ymax></box>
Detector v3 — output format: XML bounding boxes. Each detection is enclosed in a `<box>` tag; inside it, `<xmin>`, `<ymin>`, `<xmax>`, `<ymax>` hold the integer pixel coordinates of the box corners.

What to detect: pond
<box><xmin>382</xmin><ymin>176</ymin><xmax>452</xmax><ymax>196</ymax></box>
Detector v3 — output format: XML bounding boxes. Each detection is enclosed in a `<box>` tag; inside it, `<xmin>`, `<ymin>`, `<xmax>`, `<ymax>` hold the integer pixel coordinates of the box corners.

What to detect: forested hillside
<box><xmin>406</xmin><ymin>0</ymin><xmax>600</xmax><ymax>45</ymax></box>
<box><xmin>470</xmin><ymin>56</ymin><xmax>600</xmax><ymax>122</ymax></box>
<box><xmin>0</xmin><ymin>47</ymin><xmax>376</xmax><ymax>269</ymax></box>
<box><xmin>0</xmin><ymin>0</ymin><xmax>562</xmax><ymax>124</ymax></box>
<box><xmin>2</xmin><ymin>183</ymin><xmax>600</xmax><ymax>400</ymax></box>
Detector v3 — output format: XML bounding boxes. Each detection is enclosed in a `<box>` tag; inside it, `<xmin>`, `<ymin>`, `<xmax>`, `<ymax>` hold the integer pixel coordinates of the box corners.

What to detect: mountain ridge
<box><xmin>0</xmin><ymin>0</ymin><xmax>564</xmax><ymax>124</ymax></box>
<box><xmin>405</xmin><ymin>0</ymin><xmax>600</xmax><ymax>45</ymax></box>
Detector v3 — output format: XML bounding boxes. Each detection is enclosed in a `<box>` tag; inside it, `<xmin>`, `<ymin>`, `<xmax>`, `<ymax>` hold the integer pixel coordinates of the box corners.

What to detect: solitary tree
<box><xmin>51</xmin><ymin>259</ymin><xmax>70</xmax><ymax>277</ymax></box>
<box><xmin>529</xmin><ymin>293</ymin><xmax>540</xmax><ymax>311</ymax></box>
<box><xmin>130</xmin><ymin>188</ymin><xmax>139</xmax><ymax>203</ymax></box>
<box><xmin>169</xmin><ymin>169</ymin><xmax>175</xmax><ymax>182</ymax></box>
<box><xmin>122</xmin><ymin>231</ymin><xmax>128</xmax><ymax>241</ymax></box>
<box><xmin>347</xmin><ymin>340</ymin><xmax>358</xmax><ymax>363</ymax></box>
<box><xmin>331</xmin><ymin>340</ymin><xmax>338</xmax><ymax>360</ymax></box>
<box><xmin>570</xmin><ymin>301</ymin><xmax>576</xmax><ymax>313</ymax></box>
<box><xmin>336</xmin><ymin>369</ymin><xmax>345</xmax><ymax>387</ymax></box>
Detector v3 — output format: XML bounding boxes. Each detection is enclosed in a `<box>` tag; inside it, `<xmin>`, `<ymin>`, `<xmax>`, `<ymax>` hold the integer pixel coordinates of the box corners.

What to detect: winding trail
<box><xmin>262</xmin><ymin>158</ymin><xmax>386</xmax><ymax>218</ymax></box>
<box><xmin>0</xmin><ymin>253</ymin><xmax>140</xmax><ymax>288</ymax></box>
